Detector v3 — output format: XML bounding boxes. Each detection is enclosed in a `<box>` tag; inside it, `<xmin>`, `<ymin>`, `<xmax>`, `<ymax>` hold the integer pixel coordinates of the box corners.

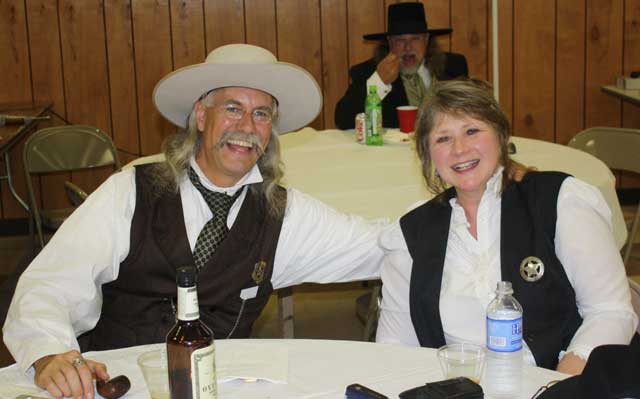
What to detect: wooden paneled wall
<box><xmin>1</xmin><ymin>0</ymin><xmax>639</xmax><ymax>219</ymax></box>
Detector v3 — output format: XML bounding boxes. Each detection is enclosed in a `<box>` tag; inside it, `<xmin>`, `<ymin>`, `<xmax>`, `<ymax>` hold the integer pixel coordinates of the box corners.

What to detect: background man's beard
<box><xmin>400</xmin><ymin>61</ymin><xmax>422</xmax><ymax>76</ymax></box>
<box><xmin>397</xmin><ymin>52</ymin><xmax>424</xmax><ymax>76</ymax></box>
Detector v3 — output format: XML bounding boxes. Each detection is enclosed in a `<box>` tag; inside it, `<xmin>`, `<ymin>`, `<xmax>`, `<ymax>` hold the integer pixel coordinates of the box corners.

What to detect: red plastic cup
<box><xmin>396</xmin><ymin>105</ymin><xmax>418</xmax><ymax>133</ymax></box>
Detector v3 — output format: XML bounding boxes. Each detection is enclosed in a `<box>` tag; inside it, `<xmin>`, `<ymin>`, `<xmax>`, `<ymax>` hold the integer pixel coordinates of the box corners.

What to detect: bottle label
<box><xmin>371</xmin><ymin>109</ymin><xmax>379</xmax><ymax>136</ymax></box>
<box><xmin>191</xmin><ymin>343</ymin><xmax>217</xmax><ymax>399</ymax></box>
<box><xmin>486</xmin><ymin>317</ymin><xmax>523</xmax><ymax>352</ymax></box>
<box><xmin>178</xmin><ymin>286</ymin><xmax>199</xmax><ymax>321</ymax></box>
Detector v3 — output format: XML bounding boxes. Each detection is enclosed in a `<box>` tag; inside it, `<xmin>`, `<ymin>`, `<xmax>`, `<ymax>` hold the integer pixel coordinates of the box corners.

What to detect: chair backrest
<box><xmin>22</xmin><ymin>125</ymin><xmax>120</xmax><ymax>249</ymax></box>
<box><xmin>23</xmin><ymin>125</ymin><xmax>120</xmax><ymax>174</ymax></box>
<box><xmin>569</xmin><ymin>127</ymin><xmax>640</xmax><ymax>265</ymax></box>
<box><xmin>568</xmin><ymin>127</ymin><xmax>640</xmax><ymax>175</ymax></box>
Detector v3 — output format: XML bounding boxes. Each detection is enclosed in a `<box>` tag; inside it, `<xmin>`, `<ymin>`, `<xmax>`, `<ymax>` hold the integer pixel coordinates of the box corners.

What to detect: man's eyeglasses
<box><xmin>217</xmin><ymin>104</ymin><xmax>274</xmax><ymax>124</ymax></box>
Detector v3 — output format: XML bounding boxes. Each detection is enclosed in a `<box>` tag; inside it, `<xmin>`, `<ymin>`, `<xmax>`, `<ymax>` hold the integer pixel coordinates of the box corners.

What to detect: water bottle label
<box><xmin>486</xmin><ymin>317</ymin><xmax>522</xmax><ymax>352</ymax></box>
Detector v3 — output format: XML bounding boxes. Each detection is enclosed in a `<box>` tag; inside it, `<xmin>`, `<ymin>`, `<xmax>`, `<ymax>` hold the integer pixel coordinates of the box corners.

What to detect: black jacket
<box><xmin>334</xmin><ymin>52</ymin><xmax>468</xmax><ymax>129</ymax></box>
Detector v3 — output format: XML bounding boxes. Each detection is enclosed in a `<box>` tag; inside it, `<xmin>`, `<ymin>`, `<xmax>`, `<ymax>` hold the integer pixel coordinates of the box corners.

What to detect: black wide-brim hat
<box><xmin>363</xmin><ymin>2</ymin><xmax>452</xmax><ymax>40</ymax></box>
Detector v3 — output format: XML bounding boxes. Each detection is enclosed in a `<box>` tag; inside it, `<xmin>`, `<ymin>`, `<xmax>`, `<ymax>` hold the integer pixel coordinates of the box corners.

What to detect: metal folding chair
<box><xmin>23</xmin><ymin>125</ymin><xmax>120</xmax><ymax>249</ymax></box>
<box><xmin>568</xmin><ymin>127</ymin><xmax>640</xmax><ymax>266</ymax></box>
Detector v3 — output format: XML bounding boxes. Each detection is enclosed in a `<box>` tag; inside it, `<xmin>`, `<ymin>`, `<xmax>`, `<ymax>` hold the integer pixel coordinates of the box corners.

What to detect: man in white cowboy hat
<box><xmin>4</xmin><ymin>44</ymin><xmax>385</xmax><ymax>398</ymax></box>
<box><xmin>335</xmin><ymin>2</ymin><xmax>469</xmax><ymax>129</ymax></box>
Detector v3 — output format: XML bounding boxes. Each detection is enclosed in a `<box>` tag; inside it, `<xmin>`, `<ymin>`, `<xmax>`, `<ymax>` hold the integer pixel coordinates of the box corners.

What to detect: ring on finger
<box><xmin>71</xmin><ymin>356</ymin><xmax>86</xmax><ymax>368</ymax></box>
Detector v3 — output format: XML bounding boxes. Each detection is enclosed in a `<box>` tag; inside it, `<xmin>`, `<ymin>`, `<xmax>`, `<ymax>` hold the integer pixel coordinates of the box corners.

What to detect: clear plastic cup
<box><xmin>137</xmin><ymin>349</ymin><xmax>170</xmax><ymax>399</ymax></box>
<box><xmin>437</xmin><ymin>343</ymin><xmax>486</xmax><ymax>383</ymax></box>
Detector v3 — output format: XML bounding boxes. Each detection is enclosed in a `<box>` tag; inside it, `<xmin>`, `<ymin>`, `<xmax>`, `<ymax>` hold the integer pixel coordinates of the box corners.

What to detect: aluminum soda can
<box><xmin>355</xmin><ymin>113</ymin><xmax>366</xmax><ymax>143</ymax></box>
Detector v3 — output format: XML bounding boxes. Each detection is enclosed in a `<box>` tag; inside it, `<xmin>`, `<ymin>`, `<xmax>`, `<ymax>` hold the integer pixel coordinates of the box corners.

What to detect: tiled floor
<box><xmin>1</xmin><ymin>204</ymin><xmax>638</xmax><ymax>368</ymax></box>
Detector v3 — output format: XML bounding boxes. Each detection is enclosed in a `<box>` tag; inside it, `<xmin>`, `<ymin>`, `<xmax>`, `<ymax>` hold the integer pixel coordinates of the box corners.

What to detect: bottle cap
<box><xmin>176</xmin><ymin>266</ymin><xmax>197</xmax><ymax>287</ymax></box>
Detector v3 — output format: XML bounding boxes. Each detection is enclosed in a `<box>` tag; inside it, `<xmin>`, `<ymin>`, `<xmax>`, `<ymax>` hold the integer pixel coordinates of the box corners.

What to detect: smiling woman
<box><xmin>426</xmin><ymin>113</ymin><xmax>501</xmax><ymax>217</ymax></box>
<box><xmin>376</xmin><ymin>79</ymin><xmax>638</xmax><ymax>377</ymax></box>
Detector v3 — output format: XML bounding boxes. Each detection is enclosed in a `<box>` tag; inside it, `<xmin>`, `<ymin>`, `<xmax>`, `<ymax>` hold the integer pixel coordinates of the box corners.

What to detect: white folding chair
<box><xmin>568</xmin><ymin>127</ymin><xmax>640</xmax><ymax>266</ymax></box>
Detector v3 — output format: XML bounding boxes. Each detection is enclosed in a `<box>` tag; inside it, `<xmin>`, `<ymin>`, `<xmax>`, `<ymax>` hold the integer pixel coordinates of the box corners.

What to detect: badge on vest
<box><xmin>252</xmin><ymin>261</ymin><xmax>267</xmax><ymax>285</ymax></box>
<box><xmin>519</xmin><ymin>256</ymin><xmax>544</xmax><ymax>282</ymax></box>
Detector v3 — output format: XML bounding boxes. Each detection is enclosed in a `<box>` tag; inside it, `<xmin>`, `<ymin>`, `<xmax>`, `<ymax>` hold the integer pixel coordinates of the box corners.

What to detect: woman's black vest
<box><xmin>401</xmin><ymin>172</ymin><xmax>582</xmax><ymax>369</ymax></box>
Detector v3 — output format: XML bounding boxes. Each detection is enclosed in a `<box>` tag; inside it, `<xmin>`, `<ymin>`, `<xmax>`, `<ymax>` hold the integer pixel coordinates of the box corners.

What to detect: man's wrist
<box><xmin>32</xmin><ymin>354</ymin><xmax>53</xmax><ymax>373</ymax></box>
<box><xmin>366</xmin><ymin>72</ymin><xmax>392</xmax><ymax>100</ymax></box>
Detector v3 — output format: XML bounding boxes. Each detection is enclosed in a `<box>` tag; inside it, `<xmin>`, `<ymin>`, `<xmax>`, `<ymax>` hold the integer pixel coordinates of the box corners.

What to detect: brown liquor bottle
<box><xmin>166</xmin><ymin>267</ymin><xmax>217</xmax><ymax>399</ymax></box>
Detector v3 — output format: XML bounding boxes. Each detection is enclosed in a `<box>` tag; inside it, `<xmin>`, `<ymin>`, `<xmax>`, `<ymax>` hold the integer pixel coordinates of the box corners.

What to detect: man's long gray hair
<box><xmin>149</xmin><ymin>94</ymin><xmax>286</xmax><ymax>218</ymax></box>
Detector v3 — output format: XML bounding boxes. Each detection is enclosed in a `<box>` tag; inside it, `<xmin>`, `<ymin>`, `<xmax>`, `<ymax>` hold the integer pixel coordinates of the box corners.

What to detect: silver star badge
<box><xmin>520</xmin><ymin>256</ymin><xmax>545</xmax><ymax>282</ymax></box>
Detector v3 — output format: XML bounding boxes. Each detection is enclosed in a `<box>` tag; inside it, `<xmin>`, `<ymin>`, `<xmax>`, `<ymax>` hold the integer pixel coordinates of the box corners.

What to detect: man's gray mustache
<box><xmin>216</xmin><ymin>131</ymin><xmax>265</xmax><ymax>156</ymax></box>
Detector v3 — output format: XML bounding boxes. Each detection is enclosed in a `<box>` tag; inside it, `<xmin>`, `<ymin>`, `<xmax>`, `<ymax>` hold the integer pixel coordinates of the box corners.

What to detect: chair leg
<box><xmin>623</xmin><ymin>203</ymin><xmax>640</xmax><ymax>265</ymax></box>
<box><xmin>277</xmin><ymin>287</ymin><xmax>294</xmax><ymax>338</ymax></box>
<box><xmin>27</xmin><ymin>211</ymin><xmax>38</xmax><ymax>256</ymax></box>
<box><xmin>34</xmin><ymin>215</ymin><xmax>45</xmax><ymax>250</ymax></box>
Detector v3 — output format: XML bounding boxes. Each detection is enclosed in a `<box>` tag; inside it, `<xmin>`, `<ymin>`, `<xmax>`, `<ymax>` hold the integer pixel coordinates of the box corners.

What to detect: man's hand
<box><xmin>376</xmin><ymin>53</ymin><xmax>401</xmax><ymax>84</ymax></box>
<box><xmin>556</xmin><ymin>352</ymin><xmax>586</xmax><ymax>375</ymax></box>
<box><xmin>508</xmin><ymin>160</ymin><xmax>537</xmax><ymax>182</ymax></box>
<box><xmin>34</xmin><ymin>350</ymin><xmax>109</xmax><ymax>399</ymax></box>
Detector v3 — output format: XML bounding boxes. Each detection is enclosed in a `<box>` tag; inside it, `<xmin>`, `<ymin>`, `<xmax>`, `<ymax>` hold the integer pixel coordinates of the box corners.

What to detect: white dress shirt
<box><xmin>367</xmin><ymin>64</ymin><xmax>431</xmax><ymax>100</ymax></box>
<box><xmin>4</xmin><ymin>159</ymin><xmax>385</xmax><ymax>372</ymax></box>
<box><xmin>376</xmin><ymin>169</ymin><xmax>638</xmax><ymax>366</ymax></box>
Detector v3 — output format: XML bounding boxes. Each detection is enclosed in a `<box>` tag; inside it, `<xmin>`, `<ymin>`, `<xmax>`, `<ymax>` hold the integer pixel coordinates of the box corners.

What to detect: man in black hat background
<box><xmin>335</xmin><ymin>2</ymin><xmax>468</xmax><ymax>129</ymax></box>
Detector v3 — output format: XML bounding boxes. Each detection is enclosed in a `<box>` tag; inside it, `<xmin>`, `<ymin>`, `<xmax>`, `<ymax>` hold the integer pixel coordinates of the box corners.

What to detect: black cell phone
<box><xmin>398</xmin><ymin>377</ymin><xmax>483</xmax><ymax>399</ymax></box>
<box><xmin>345</xmin><ymin>383</ymin><xmax>389</xmax><ymax>399</ymax></box>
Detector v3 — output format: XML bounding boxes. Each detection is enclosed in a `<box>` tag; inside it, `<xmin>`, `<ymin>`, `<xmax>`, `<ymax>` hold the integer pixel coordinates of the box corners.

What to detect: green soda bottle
<box><xmin>365</xmin><ymin>86</ymin><xmax>383</xmax><ymax>146</ymax></box>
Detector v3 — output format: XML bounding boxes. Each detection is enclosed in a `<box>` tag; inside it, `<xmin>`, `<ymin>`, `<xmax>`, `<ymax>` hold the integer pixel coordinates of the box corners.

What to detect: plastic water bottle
<box><xmin>485</xmin><ymin>281</ymin><xmax>523</xmax><ymax>398</ymax></box>
<box><xmin>365</xmin><ymin>86</ymin><xmax>383</xmax><ymax>146</ymax></box>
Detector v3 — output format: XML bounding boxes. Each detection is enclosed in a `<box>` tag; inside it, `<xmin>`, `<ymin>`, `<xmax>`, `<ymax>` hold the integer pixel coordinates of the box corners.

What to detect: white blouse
<box><xmin>376</xmin><ymin>169</ymin><xmax>638</xmax><ymax>365</ymax></box>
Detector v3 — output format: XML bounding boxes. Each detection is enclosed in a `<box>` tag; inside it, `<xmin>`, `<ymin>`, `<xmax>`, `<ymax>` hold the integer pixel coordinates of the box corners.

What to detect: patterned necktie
<box><xmin>188</xmin><ymin>167</ymin><xmax>242</xmax><ymax>271</ymax></box>
<box><xmin>401</xmin><ymin>72</ymin><xmax>427</xmax><ymax>107</ymax></box>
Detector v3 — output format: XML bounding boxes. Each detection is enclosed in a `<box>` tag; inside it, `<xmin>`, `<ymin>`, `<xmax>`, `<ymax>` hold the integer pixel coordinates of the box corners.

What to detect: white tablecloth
<box><xmin>280</xmin><ymin>128</ymin><xmax>627</xmax><ymax>249</ymax></box>
<box><xmin>0</xmin><ymin>339</ymin><xmax>567</xmax><ymax>399</ymax></box>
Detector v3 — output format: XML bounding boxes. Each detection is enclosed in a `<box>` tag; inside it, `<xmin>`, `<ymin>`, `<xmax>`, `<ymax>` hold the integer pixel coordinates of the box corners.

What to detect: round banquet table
<box><xmin>0</xmin><ymin>339</ymin><xmax>567</xmax><ymax>399</ymax></box>
<box><xmin>280</xmin><ymin>128</ymin><xmax>627</xmax><ymax>249</ymax></box>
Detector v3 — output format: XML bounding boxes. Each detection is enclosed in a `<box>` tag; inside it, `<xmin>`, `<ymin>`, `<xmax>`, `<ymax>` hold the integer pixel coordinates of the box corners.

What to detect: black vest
<box><xmin>79</xmin><ymin>164</ymin><xmax>286</xmax><ymax>351</ymax></box>
<box><xmin>401</xmin><ymin>172</ymin><xmax>583</xmax><ymax>369</ymax></box>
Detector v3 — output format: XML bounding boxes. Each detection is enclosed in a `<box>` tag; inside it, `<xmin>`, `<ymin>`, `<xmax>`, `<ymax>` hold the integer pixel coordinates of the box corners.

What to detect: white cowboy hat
<box><xmin>153</xmin><ymin>44</ymin><xmax>322</xmax><ymax>134</ymax></box>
